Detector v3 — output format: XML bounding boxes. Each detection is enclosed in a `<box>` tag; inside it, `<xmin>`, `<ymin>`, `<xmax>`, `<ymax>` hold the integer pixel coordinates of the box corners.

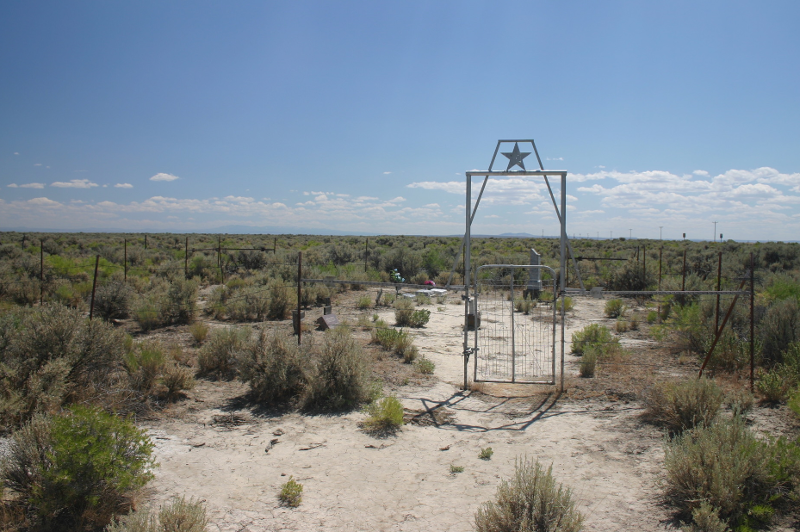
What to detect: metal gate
<box><xmin>473</xmin><ymin>265</ymin><xmax>557</xmax><ymax>384</ymax></box>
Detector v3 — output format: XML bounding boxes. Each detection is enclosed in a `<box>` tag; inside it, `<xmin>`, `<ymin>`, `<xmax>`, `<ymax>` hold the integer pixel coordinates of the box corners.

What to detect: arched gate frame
<box><xmin>462</xmin><ymin>140</ymin><xmax>568</xmax><ymax>391</ymax></box>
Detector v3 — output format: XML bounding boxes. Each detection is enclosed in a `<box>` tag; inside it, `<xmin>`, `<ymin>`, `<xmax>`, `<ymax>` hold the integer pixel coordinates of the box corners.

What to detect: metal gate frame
<box><xmin>473</xmin><ymin>264</ymin><xmax>558</xmax><ymax>385</ymax></box>
<box><xmin>461</xmin><ymin>139</ymin><xmax>568</xmax><ymax>391</ymax></box>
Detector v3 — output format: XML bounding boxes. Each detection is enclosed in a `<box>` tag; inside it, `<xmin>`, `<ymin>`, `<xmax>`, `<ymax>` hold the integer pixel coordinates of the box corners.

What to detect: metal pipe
<box><xmin>464</xmin><ymin>174</ymin><xmax>472</xmax><ymax>391</ymax></box>
<box><xmin>560</xmin><ymin>173</ymin><xmax>567</xmax><ymax>392</ymax></box>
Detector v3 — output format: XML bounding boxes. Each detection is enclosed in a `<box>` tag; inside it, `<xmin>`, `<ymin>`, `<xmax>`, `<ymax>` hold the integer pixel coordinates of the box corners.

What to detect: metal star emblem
<box><xmin>502</xmin><ymin>142</ymin><xmax>531</xmax><ymax>171</ymax></box>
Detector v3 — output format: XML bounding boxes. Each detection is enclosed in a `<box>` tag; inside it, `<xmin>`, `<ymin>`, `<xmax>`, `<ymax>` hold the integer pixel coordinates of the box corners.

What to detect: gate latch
<box><xmin>463</xmin><ymin>347</ymin><xmax>478</xmax><ymax>361</ymax></box>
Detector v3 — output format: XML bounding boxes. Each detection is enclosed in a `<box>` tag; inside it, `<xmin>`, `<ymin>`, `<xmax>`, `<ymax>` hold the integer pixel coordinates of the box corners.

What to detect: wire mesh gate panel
<box><xmin>474</xmin><ymin>265</ymin><xmax>557</xmax><ymax>384</ymax></box>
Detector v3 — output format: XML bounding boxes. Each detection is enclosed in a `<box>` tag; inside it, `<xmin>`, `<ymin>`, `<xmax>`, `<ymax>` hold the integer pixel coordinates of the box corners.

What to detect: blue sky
<box><xmin>2</xmin><ymin>1</ymin><xmax>799</xmax><ymax>240</ymax></box>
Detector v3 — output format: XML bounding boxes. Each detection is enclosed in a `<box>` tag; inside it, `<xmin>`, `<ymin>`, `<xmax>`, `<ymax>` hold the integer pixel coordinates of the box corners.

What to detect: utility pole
<box><xmin>713</xmin><ymin>221</ymin><xmax>718</xmax><ymax>243</ymax></box>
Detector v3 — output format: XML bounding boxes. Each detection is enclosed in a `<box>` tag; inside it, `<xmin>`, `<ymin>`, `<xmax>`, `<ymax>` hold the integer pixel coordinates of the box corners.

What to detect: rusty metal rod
<box><xmin>699</xmin><ymin>276</ymin><xmax>748</xmax><ymax>378</ymax></box>
<box><xmin>89</xmin><ymin>255</ymin><xmax>100</xmax><ymax>320</ymax></box>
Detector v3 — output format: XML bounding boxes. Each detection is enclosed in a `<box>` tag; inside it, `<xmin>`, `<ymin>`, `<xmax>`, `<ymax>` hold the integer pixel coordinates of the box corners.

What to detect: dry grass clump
<box><xmin>361</xmin><ymin>395</ymin><xmax>404</xmax><ymax>434</ymax></box>
<box><xmin>474</xmin><ymin>456</ymin><xmax>583</xmax><ymax>532</ymax></box>
<box><xmin>106</xmin><ymin>496</ymin><xmax>208</xmax><ymax>532</ymax></box>
<box><xmin>189</xmin><ymin>321</ymin><xmax>209</xmax><ymax>345</ymax></box>
<box><xmin>642</xmin><ymin>378</ymin><xmax>723</xmax><ymax>434</ymax></box>
<box><xmin>371</xmin><ymin>327</ymin><xmax>418</xmax><ymax>363</ymax></box>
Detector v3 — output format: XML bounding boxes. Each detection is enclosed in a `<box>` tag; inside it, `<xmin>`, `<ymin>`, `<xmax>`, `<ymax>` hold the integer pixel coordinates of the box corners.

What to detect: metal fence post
<box><xmin>89</xmin><ymin>255</ymin><xmax>99</xmax><ymax>320</ymax></box>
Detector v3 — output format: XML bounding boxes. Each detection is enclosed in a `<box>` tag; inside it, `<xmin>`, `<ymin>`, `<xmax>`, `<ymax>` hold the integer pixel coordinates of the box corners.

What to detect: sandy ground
<box><xmin>139</xmin><ymin>291</ymin><xmax>688</xmax><ymax>532</ymax></box>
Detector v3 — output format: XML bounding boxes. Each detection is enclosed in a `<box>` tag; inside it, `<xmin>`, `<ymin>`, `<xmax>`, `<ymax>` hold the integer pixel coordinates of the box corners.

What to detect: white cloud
<box><xmin>21</xmin><ymin>183</ymin><xmax>46</xmax><ymax>189</ymax></box>
<box><xmin>7</xmin><ymin>184</ymin><xmax>18</xmax><ymax>188</ymax></box>
<box><xmin>115</xmin><ymin>183</ymin><xmax>133</xmax><ymax>189</ymax></box>
<box><xmin>383</xmin><ymin>171</ymin><xmax>392</xmax><ymax>175</ymax></box>
<box><xmin>150</xmin><ymin>173</ymin><xmax>180</xmax><ymax>182</ymax></box>
<box><xmin>28</xmin><ymin>197</ymin><xmax>61</xmax><ymax>206</ymax></box>
<box><xmin>34</xmin><ymin>163</ymin><xmax>41</xmax><ymax>167</ymax></box>
<box><xmin>51</xmin><ymin>179</ymin><xmax>98</xmax><ymax>188</ymax></box>
<box><xmin>14</xmin><ymin>152</ymin><xmax>19</xmax><ymax>155</ymax></box>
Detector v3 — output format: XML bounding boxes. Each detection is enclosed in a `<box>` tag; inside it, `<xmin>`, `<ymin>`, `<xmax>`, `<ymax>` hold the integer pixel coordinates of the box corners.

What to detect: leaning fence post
<box><xmin>89</xmin><ymin>255</ymin><xmax>100</xmax><ymax>320</ymax></box>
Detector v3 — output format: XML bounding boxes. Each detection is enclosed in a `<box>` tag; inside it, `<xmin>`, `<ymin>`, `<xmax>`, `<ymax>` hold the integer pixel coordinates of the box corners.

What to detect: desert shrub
<box><xmin>604</xmin><ymin>299</ymin><xmax>626</xmax><ymax>318</ymax></box>
<box><xmin>357</xmin><ymin>295</ymin><xmax>372</xmax><ymax>310</ymax></box>
<box><xmin>401</xmin><ymin>344</ymin><xmax>419</xmax><ymax>363</ymax></box>
<box><xmin>760</xmin><ymin>298</ymin><xmax>800</xmax><ymax>366</ymax></box>
<box><xmin>94</xmin><ymin>280</ymin><xmax>133</xmax><ymax>322</ymax></box>
<box><xmin>415</xmin><ymin>356</ymin><xmax>435</xmax><ymax>375</ymax></box>
<box><xmin>579</xmin><ymin>345</ymin><xmax>598</xmax><ymax>378</ymax></box>
<box><xmin>725</xmin><ymin>388</ymin><xmax>754</xmax><ymax>420</ymax></box>
<box><xmin>514</xmin><ymin>298</ymin><xmax>536</xmax><ymax>315</ymax></box>
<box><xmin>670</xmin><ymin>303</ymin><xmax>710</xmax><ymax>355</ymax></box>
<box><xmin>570</xmin><ymin>324</ymin><xmax>615</xmax><ymax>355</ymax></box>
<box><xmin>158</xmin><ymin>496</ymin><xmax>208</xmax><ymax>532</ymax></box>
<box><xmin>133</xmin><ymin>300</ymin><xmax>162</xmax><ymax>332</ymax></box>
<box><xmin>394</xmin><ymin>297</ymin><xmax>415</xmax><ymax>326</ymax></box>
<box><xmin>614</xmin><ymin>318</ymin><xmax>629</xmax><ymax>333</ymax></box>
<box><xmin>408</xmin><ymin>309</ymin><xmax>431</xmax><ymax>328</ymax></box>
<box><xmin>125</xmin><ymin>343</ymin><xmax>166</xmax><ymax>394</ymax></box>
<box><xmin>642</xmin><ymin>378</ymin><xmax>723</xmax><ymax>434</ymax></box>
<box><xmin>474</xmin><ymin>456</ymin><xmax>583</xmax><ymax>532</ymax></box>
<box><xmin>647</xmin><ymin>310</ymin><xmax>658</xmax><ymax>324</ymax></box>
<box><xmin>107</xmin><ymin>496</ymin><xmax>208</xmax><ymax>532</ymax></box>
<box><xmin>607</xmin><ymin>260</ymin><xmax>650</xmax><ymax>291</ymax></box>
<box><xmin>161</xmin><ymin>361</ymin><xmax>195</xmax><ymax>401</ymax></box>
<box><xmin>237</xmin><ymin>330</ymin><xmax>306</xmax><ymax>404</ymax></box>
<box><xmin>450</xmin><ymin>464</ymin><xmax>465</xmax><ymax>474</ymax></box>
<box><xmin>1</xmin><ymin>407</ymin><xmax>156</xmax><ymax>531</ymax></box>
<box><xmin>267</xmin><ymin>279</ymin><xmax>293</xmax><ymax>320</ymax></box>
<box><xmin>189</xmin><ymin>321</ymin><xmax>209</xmax><ymax>345</ymax></box>
<box><xmin>362</xmin><ymin>395</ymin><xmax>404</xmax><ymax>433</ymax></box>
<box><xmin>663</xmin><ymin>416</ymin><xmax>800</xmax><ymax>529</ymax></box>
<box><xmin>0</xmin><ymin>304</ymin><xmax>127</xmax><ymax>427</ymax></box>
<box><xmin>371</xmin><ymin>327</ymin><xmax>416</xmax><ymax>361</ymax></box>
<box><xmin>226</xmin><ymin>286</ymin><xmax>270</xmax><ymax>322</ymax></box>
<box><xmin>279</xmin><ymin>477</ymin><xmax>303</xmax><ymax>507</ymax></box>
<box><xmin>561</xmin><ymin>296</ymin><xmax>574</xmax><ymax>312</ymax></box>
<box><xmin>756</xmin><ymin>368</ymin><xmax>789</xmax><ymax>403</ymax></box>
<box><xmin>160</xmin><ymin>279</ymin><xmax>198</xmax><ymax>326</ymax></box>
<box><xmin>629</xmin><ymin>314</ymin><xmax>639</xmax><ymax>330</ymax></box>
<box><xmin>415</xmin><ymin>293</ymin><xmax>432</xmax><ymax>305</ymax></box>
<box><xmin>197</xmin><ymin>326</ymin><xmax>251</xmax><ymax>378</ymax></box>
<box><xmin>479</xmin><ymin>447</ymin><xmax>494</xmax><ymax>460</ymax></box>
<box><xmin>680</xmin><ymin>503</ymin><xmax>730</xmax><ymax>532</ymax></box>
<box><xmin>302</xmin><ymin>327</ymin><xmax>375</xmax><ymax>411</ymax></box>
